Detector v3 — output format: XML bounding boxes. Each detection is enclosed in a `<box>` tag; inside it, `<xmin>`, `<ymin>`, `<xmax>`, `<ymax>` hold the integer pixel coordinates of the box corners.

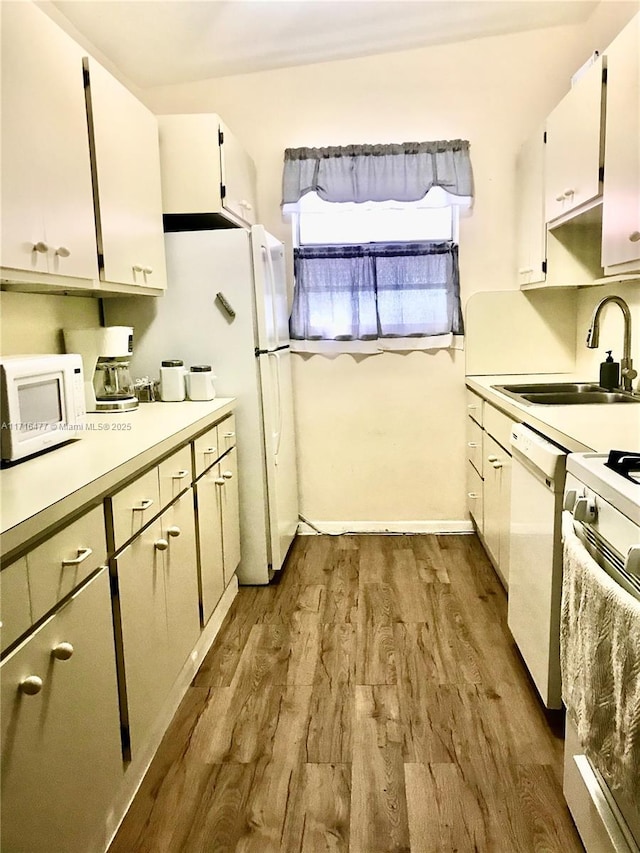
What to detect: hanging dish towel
<box><xmin>560</xmin><ymin>511</ymin><xmax>640</xmax><ymax>796</ymax></box>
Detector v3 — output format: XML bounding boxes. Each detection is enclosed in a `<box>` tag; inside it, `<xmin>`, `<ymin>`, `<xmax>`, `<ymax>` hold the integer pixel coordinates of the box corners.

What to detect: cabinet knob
<box><xmin>467</xmin><ymin>492</ymin><xmax>479</xmax><ymax>500</ymax></box>
<box><xmin>154</xmin><ymin>538</ymin><xmax>169</xmax><ymax>551</ymax></box>
<box><xmin>167</xmin><ymin>526</ymin><xmax>181</xmax><ymax>537</ymax></box>
<box><xmin>518</xmin><ymin>267</ymin><xmax>533</xmax><ymax>275</ymax></box>
<box><xmin>491</xmin><ymin>461</ymin><xmax>503</xmax><ymax>469</ymax></box>
<box><xmin>629</xmin><ymin>231</ymin><xmax>640</xmax><ymax>243</ymax></box>
<box><xmin>555</xmin><ymin>194</ymin><xmax>565</xmax><ymax>202</ymax></box>
<box><xmin>20</xmin><ymin>676</ymin><xmax>43</xmax><ymax>695</ymax></box>
<box><xmin>132</xmin><ymin>499</ymin><xmax>154</xmax><ymax>511</ymax></box>
<box><xmin>52</xmin><ymin>642</ymin><xmax>74</xmax><ymax>661</ymax></box>
<box><xmin>172</xmin><ymin>470</ymin><xmax>189</xmax><ymax>480</ymax></box>
<box><xmin>563</xmin><ymin>188</ymin><xmax>574</xmax><ymax>198</ymax></box>
<box><xmin>204</xmin><ymin>447</ymin><xmax>217</xmax><ymax>455</ymax></box>
<box><xmin>55</xmin><ymin>246</ymin><xmax>71</xmax><ymax>258</ymax></box>
<box><xmin>467</xmin><ymin>442</ymin><xmax>478</xmax><ymax>448</ymax></box>
<box><xmin>215</xmin><ymin>477</ymin><xmax>226</xmax><ymax>486</ymax></box>
<box><xmin>487</xmin><ymin>455</ymin><xmax>498</xmax><ymax>463</ymax></box>
<box><xmin>132</xmin><ymin>264</ymin><xmax>144</xmax><ymax>272</ymax></box>
<box><xmin>222</xmin><ymin>470</ymin><xmax>233</xmax><ymax>480</ymax></box>
<box><xmin>224</xmin><ymin>431</ymin><xmax>235</xmax><ymax>438</ymax></box>
<box><xmin>143</xmin><ymin>267</ymin><xmax>153</xmax><ymax>275</ymax></box>
<box><xmin>33</xmin><ymin>241</ymin><xmax>49</xmax><ymax>254</ymax></box>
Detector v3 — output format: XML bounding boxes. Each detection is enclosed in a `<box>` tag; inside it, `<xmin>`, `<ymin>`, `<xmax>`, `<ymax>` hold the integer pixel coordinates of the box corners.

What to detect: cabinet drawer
<box><xmin>194</xmin><ymin>424</ymin><xmax>221</xmax><ymax>478</ymax></box>
<box><xmin>467</xmin><ymin>461</ymin><xmax>484</xmax><ymax>534</ymax></box>
<box><xmin>466</xmin><ymin>417</ymin><xmax>483</xmax><ymax>475</ymax></box>
<box><xmin>110</xmin><ymin>467</ymin><xmax>160</xmax><ymax>550</ymax></box>
<box><xmin>27</xmin><ymin>506</ymin><xmax>106</xmax><ymax>624</ymax></box>
<box><xmin>1</xmin><ymin>557</ymin><xmax>31</xmax><ymax>652</ymax></box>
<box><xmin>466</xmin><ymin>389</ymin><xmax>483</xmax><ymax>426</ymax></box>
<box><xmin>218</xmin><ymin>414</ymin><xmax>237</xmax><ymax>455</ymax></box>
<box><xmin>158</xmin><ymin>445</ymin><xmax>192</xmax><ymax>508</ymax></box>
<box><xmin>483</xmin><ymin>403</ymin><xmax>515</xmax><ymax>453</ymax></box>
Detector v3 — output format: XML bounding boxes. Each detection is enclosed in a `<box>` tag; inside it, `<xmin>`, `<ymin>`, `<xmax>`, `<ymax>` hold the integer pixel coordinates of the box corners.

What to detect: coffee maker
<box><xmin>63</xmin><ymin>326</ymin><xmax>138</xmax><ymax>412</ymax></box>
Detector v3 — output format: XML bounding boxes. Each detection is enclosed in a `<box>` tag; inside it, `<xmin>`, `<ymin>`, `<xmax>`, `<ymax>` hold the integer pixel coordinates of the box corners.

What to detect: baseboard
<box><xmin>102</xmin><ymin>577</ymin><xmax>238</xmax><ymax>852</ymax></box>
<box><xmin>297</xmin><ymin>519</ymin><xmax>474</xmax><ymax>535</ymax></box>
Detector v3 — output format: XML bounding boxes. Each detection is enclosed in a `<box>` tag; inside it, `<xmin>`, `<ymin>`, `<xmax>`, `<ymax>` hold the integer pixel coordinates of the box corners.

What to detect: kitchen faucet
<box><xmin>586</xmin><ymin>295</ymin><xmax>638</xmax><ymax>393</ymax></box>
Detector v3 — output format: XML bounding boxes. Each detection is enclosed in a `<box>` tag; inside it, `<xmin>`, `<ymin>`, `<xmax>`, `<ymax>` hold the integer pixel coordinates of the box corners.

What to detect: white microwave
<box><xmin>0</xmin><ymin>354</ymin><xmax>86</xmax><ymax>463</ymax></box>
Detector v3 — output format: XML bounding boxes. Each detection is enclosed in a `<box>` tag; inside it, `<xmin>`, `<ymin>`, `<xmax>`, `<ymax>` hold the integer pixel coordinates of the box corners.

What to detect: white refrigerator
<box><xmin>105</xmin><ymin>225</ymin><xmax>299</xmax><ymax>585</ymax></box>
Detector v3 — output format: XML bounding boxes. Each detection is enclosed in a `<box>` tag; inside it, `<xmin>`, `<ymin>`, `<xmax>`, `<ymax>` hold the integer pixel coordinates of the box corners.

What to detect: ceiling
<box><xmin>48</xmin><ymin>0</ymin><xmax>598</xmax><ymax>89</ymax></box>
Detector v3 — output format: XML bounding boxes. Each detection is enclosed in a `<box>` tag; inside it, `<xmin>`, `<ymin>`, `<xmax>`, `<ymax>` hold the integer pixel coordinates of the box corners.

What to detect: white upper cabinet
<box><xmin>515</xmin><ymin>125</ymin><xmax>547</xmax><ymax>287</ymax></box>
<box><xmin>601</xmin><ymin>14</ymin><xmax>640</xmax><ymax>274</ymax></box>
<box><xmin>0</xmin><ymin>2</ymin><xmax>98</xmax><ymax>283</ymax></box>
<box><xmin>84</xmin><ymin>58</ymin><xmax>167</xmax><ymax>291</ymax></box>
<box><xmin>159</xmin><ymin>114</ymin><xmax>258</xmax><ymax>228</ymax></box>
<box><xmin>544</xmin><ymin>55</ymin><xmax>605</xmax><ymax>224</ymax></box>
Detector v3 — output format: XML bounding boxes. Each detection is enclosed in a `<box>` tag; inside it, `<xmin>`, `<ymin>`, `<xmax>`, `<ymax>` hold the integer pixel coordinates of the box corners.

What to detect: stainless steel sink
<box><xmin>492</xmin><ymin>381</ymin><xmax>640</xmax><ymax>405</ymax></box>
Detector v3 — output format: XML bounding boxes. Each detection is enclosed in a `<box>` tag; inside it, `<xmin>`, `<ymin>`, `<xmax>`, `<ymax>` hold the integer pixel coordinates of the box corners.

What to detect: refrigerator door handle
<box><xmin>267</xmin><ymin>351</ymin><xmax>283</xmax><ymax>459</ymax></box>
<box><xmin>261</xmin><ymin>244</ymin><xmax>281</xmax><ymax>351</ymax></box>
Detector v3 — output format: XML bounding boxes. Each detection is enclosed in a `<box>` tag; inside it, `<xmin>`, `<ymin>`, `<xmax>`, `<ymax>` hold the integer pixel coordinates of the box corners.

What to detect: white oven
<box><xmin>561</xmin><ymin>452</ymin><xmax>640</xmax><ymax>853</ymax></box>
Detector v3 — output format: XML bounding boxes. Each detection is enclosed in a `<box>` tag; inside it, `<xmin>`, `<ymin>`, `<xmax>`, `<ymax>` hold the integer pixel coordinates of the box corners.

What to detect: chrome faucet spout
<box><xmin>586</xmin><ymin>296</ymin><xmax>637</xmax><ymax>392</ymax></box>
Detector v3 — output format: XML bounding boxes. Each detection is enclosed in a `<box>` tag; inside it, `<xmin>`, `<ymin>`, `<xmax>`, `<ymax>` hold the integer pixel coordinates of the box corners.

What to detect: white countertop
<box><xmin>466</xmin><ymin>373</ymin><xmax>640</xmax><ymax>453</ymax></box>
<box><xmin>1</xmin><ymin>398</ymin><xmax>235</xmax><ymax>561</ymax></box>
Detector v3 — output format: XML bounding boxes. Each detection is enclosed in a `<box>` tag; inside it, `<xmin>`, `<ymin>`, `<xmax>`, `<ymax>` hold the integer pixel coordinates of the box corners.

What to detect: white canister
<box><xmin>186</xmin><ymin>365</ymin><xmax>216</xmax><ymax>401</ymax></box>
<box><xmin>159</xmin><ymin>359</ymin><xmax>186</xmax><ymax>402</ymax></box>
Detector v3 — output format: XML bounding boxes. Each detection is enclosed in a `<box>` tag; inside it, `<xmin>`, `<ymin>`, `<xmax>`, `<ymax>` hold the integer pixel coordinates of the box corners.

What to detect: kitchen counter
<box><xmin>466</xmin><ymin>373</ymin><xmax>640</xmax><ymax>453</ymax></box>
<box><xmin>1</xmin><ymin>398</ymin><xmax>235</xmax><ymax>562</ymax></box>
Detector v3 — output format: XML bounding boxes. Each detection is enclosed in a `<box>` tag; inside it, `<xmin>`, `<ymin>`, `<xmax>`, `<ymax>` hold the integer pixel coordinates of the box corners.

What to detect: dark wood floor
<box><xmin>109</xmin><ymin>534</ymin><xmax>584</xmax><ymax>853</ymax></box>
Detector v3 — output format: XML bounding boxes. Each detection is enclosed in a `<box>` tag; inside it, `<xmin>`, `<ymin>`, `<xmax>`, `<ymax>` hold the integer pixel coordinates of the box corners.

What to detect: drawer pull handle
<box><xmin>224</xmin><ymin>431</ymin><xmax>235</xmax><ymax>438</ymax></box>
<box><xmin>154</xmin><ymin>538</ymin><xmax>169</xmax><ymax>551</ymax></box>
<box><xmin>468</xmin><ymin>492</ymin><xmax>479</xmax><ymax>500</ymax></box>
<box><xmin>20</xmin><ymin>676</ymin><xmax>43</xmax><ymax>696</ymax></box>
<box><xmin>215</xmin><ymin>477</ymin><xmax>225</xmax><ymax>486</ymax></box>
<box><xmin>487</xmin><ymin>455</ymin><xmax>498</xmax><ymax>463</ymax></box>
<box><xmin>204</xmin><ymin>447</ymin><xmax>217</xmax><ymax>455</ymax></box>
<box><xmin>52</xmin><ymin>642</ymin><xmax>74</xmax><ymax>661</ymax></box>
<box><xmin>167</xmin><ymin>526</ymin><xmax>181</xmax><ymax>538</ymax></box>
<box><xmin>62</xmin><ymin>547</ymin><xmax>93</xmax><ymax>567</ymax></box>
<box><xmin>467</xmin><ymin>404</ymin><xmax>478</xmax><ymax>410</ymax></box>
<box><xmin>492</xmin><ymin>461</ymin><xmax>503</xmax><ymax>469</ymax></box>
<box><xmin>132</xmin><ymin>499</ymin><xmax>154</xmax><ymax>511</ymax></box>
<box><xmin>222</xmin><ymin>470</ymin><xmax>233</xmax><ymax>480</ymax></box>
<box><xmin>172</xmin><ymin>470</ymin><xmax>189</xmax><ymax>480</ymax></box>
<box><xmin>467</xmin><ymin>442</ymin><xmax>478</xmax><ymax>448</ymax></box>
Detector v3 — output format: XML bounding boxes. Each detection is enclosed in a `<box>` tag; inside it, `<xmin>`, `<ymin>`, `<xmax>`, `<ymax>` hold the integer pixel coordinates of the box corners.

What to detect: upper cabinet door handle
<box><xmin>562</xmin><ymin>188</ymin><xmax>574</xmax><ymax>198</ymax></box>
<box><xmin>62</xmin><ymin>547</ymin><xmax>92</xmax><ymax>567</ymax></box>
<box><xmin>33</xmin><ymin>241</ymin><xmax>49</xmax><ymax>254</ymax></box>
<box><xmin>55</xmin><ymin>246</ymin><xmax>71</xmax><ymax>257</ymax></box>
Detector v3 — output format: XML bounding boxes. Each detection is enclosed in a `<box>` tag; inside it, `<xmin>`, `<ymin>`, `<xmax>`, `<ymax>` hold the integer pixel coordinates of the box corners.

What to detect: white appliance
<box><xmin>508</xmin><ymin>422</ymin><xmax>567</xmax><ymax>708</ymax></box>
<box><xmin>0</xmin><ymin>354</ymin><xmax>85</xmax><ymax>462</ymax></box>
<box><xmin>63</xmin><ymin>326</ymin><xmax>137</xmax><ymax>412</ymax></box>
<box><xmin>562</xmin><ymin>451</ymin><xmax>640</xmax><ymax>853</ymax></box>
<box><xmin>104</xmin><ymin>225</ymin><xmax>299</xmax><ymax>585</ymax></box>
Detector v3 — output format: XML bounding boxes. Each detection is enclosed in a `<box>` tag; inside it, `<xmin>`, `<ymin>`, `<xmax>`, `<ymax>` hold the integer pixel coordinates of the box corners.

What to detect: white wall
<box><xmin>143</xmin><ymin>7</ymin><xmax>637</xmax><ymax>528</ymax></box>
<box><xmin>575</xmin><ymin>283</ymin><xmax>640</xmax><ymax>379</ymax></box>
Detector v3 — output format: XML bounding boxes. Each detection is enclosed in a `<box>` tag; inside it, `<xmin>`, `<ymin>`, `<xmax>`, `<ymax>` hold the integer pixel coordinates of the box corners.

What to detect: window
<box><xmin>282</xmin><ymin>141</ymin><xmax>472</xmax><ymax>354</ymax></box>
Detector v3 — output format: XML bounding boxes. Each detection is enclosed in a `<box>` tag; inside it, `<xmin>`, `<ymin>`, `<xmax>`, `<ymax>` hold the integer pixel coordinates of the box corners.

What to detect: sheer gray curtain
<box><xmin>282</xmin><ymin>140</ymin><xmax>473</xmax><ymax>210</ymax></box>
<box><xmin>290</xmin><ymin>242</ymin><xmax>463</xmax><ymax>351</ymax></box>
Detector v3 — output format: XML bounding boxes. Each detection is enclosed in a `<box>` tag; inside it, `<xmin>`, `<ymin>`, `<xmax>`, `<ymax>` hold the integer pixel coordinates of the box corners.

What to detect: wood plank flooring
<box><xmin>108</xmin><ymin>534</ymin><xmax>584</xmax><ymax>853</ymax></box>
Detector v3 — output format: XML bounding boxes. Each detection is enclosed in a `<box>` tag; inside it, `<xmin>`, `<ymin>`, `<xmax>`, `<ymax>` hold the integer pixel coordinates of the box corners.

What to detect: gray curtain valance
<box><xmin>282</xmin><ymin>140</ymin><xmax>473</xmax><ymax>208</ymax></box>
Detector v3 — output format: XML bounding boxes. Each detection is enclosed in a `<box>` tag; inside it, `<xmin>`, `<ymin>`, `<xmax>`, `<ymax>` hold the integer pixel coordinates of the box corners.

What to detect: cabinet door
<box><xmin>515</xmin><ymin>125</ymin><xmax>547</xmax><ymax>286</ymax></box>
<box><xmin>116</xmin><ymin>519</ymin><xmax>171</xmax><ymax>757</ymax></box>
<box><xmin>85</xmin><ymin>57</ymin><xmax>167</xmax><ymax>290</ymax></box>
<box><xmin>219</xmin><ymin>447</ymin><xmax>241</xmax><ymax>585</ymax></box>
<box><xmin>195</xmin><ymin>465</ymin><xmax>225</xmax><ymax>623</ymax></box>
<box><xmin>0</xmin><ymin>2</ymin><xmax>98</xmax><ymax>280</ymax></box>
<box><xmin>1</xmin><ymin>570</ymin><xmax>123</xmax><ymax>853</ymax></box>
<box><xmin>219</xmin><ymin>120</ymin><xmax>258</xmax><ymax>225</ymax></box>
<box><xmin>602</xmin><ymin>14</ymin><xmax>640</xmax><ymax>272</ymax></box>
<box><xmin>545</xmin><ymin>56</ymin><xmax>605</xmax><ymax>222</ymax></box>
<box><xmin>483</xmin><ymin>435</ymin><xmax>504</xmax><ymax>568</ymax></box>
<box><xmin>161</xmin><ymin>489</ymin><xmax>201</xmax><ymax>675</ymax></box>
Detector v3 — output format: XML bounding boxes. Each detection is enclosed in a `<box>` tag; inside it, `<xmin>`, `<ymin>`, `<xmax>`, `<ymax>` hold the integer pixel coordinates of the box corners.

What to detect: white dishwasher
<box><xmin>507</xmin><ymin>423</ymin><xmax>567</xmax><ymax>708</ymax></box>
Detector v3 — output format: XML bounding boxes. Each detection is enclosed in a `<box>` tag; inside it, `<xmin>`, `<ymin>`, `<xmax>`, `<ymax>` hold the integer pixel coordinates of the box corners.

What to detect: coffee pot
<box><xmin>63</xmin><ymin>326</ymin><xmax>138</xmax><ymax>412</ymax></box>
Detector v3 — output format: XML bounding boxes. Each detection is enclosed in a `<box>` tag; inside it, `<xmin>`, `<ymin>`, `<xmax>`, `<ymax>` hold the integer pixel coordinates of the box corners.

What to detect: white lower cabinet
<box><xmin>115</xmin><ymin>492</ymin><xmax>200</xmax><ymax>757</ymax></box>
<box><xmin>0</xmin><ymin>569</ymin><xmax>123</xmax><ymax>853</ymax></box>
<box><xmin>195</xmin><ymin>464</ymin><xmax>226</xmax><ymax>624</ymax></box>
